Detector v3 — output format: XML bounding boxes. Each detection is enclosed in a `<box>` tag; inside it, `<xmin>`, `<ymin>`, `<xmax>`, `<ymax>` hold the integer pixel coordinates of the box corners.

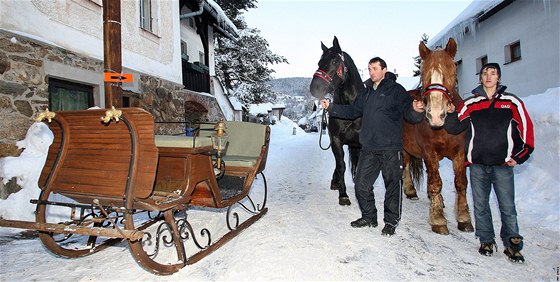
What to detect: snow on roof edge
<box><xmin>428</xmin><ymin>0</ymin><xmax>503</xmax><ymax>48</ymax></box>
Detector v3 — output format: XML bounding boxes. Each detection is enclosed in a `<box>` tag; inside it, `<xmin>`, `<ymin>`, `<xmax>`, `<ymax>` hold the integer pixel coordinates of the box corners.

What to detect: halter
<box><xmin>313</xmin><ymin>53</ymin><xmax>347</xmax><ymax>86</ymax></box>
<box><xmin>423</xmin><ymin>83</ymin><xmax>453</xmax><ymax>102</ymax></box>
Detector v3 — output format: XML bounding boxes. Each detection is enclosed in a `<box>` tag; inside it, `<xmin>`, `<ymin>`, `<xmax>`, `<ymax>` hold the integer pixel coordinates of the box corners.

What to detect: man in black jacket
<box><xmin>321</xmin><ymin>57</ymin><xmax>424</xmax><ymax>236</ymax></box>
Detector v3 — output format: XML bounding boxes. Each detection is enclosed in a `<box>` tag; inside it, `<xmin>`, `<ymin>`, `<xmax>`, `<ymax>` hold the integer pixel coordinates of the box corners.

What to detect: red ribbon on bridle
<box><xmin>423</xmin><ymin>83</ymin><xmax>453</xmax><ymax>102</ymax></box>
<box><xmin>314</xmin><ymin>69</ymin><xmax>333</xmax><ymax>84</ymax></box>
<box><xmin>313</xmin><ymin>53</ymin><xmax>347</xmax><ymax>86</ymax></box>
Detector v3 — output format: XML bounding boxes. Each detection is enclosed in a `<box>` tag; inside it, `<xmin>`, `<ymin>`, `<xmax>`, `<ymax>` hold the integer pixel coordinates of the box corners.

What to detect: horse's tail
<box><xmin>349</xmin><ymin>146</ymin><xmax>360</xmax><ymax>180</ymax></box>
<box><xmin>410</xmin><ymin>155</ymin><xmax>424</xmax><ymax>187</ymax></box>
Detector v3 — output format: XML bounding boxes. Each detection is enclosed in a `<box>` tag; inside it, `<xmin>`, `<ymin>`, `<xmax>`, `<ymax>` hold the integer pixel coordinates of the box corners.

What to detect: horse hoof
<box><xmin>406</xmin><ymin>195</ymin><xmax>419</xmax><ymax>200</ymax></box>
<box><xmin>339</xmin><ymin>197</ymin><xmax>351</xmax><ymax>206</ymax></box>
<box><xmin>431</xmin><ymin>225</ymin><xmax>449</xmax><ymax>235</ymax></box>
<box><xmin>458</xmin><ymin>222</ymin><xmax>474</xmax><ymax>232</ymax></box>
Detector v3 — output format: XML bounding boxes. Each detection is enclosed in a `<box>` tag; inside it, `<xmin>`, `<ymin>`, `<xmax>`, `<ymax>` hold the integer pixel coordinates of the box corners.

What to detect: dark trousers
<box><xmin>354</xmin><ymin>149</ymin><xmax>403</xmax><ymax>226</ymax></box>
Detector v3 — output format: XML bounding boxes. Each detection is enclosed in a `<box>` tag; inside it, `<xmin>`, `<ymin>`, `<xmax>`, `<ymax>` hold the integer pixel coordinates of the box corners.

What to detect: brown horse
<box><xmin>402</xmin><ymin>38</ymin><xmax>474</xmax><ymax>235</ymax></box>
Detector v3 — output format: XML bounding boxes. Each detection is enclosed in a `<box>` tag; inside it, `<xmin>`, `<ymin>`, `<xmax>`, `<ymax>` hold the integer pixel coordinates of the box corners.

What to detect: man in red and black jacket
<box><xmin>444</xmin><ymin>63</ymin><xmax>534</xmax><ymax>264</ymax></box>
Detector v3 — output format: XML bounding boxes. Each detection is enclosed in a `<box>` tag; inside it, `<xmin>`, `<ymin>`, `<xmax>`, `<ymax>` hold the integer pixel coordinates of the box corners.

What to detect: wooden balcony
<box><xmin>182</xmin><ymin>61</ymin><xmax>210</xmax><ymax>93</ymax></box>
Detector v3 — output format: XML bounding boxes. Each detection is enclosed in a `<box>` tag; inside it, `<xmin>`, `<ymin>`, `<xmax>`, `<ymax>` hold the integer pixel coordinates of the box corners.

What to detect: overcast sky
<box><xmin>244</xmin><ymin>0</ymin><xmax>472</xmax><ymax>79</ymax></box>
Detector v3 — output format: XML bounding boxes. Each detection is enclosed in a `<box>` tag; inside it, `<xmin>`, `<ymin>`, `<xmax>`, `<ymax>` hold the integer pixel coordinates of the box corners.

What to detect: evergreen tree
<box><xmin>214</xmin><ymin>0</ymin><xmax>288</xmax><ymax>107</ymax></box>
<box><xmin>216</xmin><ymin>28</ymin><xmax>287</xmax><ymax>106</ymax></box>
<box><xmin>413</xmin><ymin>33</ymin><xmax>429</xmax><ymax>78</ymax></box>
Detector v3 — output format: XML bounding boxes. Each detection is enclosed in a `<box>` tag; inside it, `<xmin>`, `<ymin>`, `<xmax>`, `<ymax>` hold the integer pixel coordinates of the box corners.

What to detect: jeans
<box><xmin>469</xmin><ymin>164</ymin><xmax>521</xmax><ymax>248</ymax></box>
<box><xmin>353</xmin><ymin>149</ymin><xmax>403</xmax><ymax>226</ymax></box>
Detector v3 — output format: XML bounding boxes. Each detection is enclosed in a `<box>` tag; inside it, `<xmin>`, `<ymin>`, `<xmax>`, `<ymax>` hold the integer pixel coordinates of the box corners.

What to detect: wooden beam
<box><xmin>0</xmin><ymin>219</ymin><xmax>144</xmax><ymax>241</ymax></box>
<box><xmin>103</xmin><ymin>0</ymin><xmax>123</xmax><ymax>108</ymax></box>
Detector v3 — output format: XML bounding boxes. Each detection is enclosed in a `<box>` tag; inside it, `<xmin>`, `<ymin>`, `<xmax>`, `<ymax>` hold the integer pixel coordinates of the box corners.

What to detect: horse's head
<box><xmin>419</xmin><ymin>38</ymin><xmax>458</xmax><ymax>128</ymax></box>
<box><xmin>309</xmin><ymin>37</ymin><xmax>349</xmax><ymax>100</ymax></box>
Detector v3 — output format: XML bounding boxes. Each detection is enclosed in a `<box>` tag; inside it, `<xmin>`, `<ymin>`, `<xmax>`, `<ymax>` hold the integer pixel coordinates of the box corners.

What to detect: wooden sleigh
<box><xmin>0</xmin><ymin>107</ymin><xmax>270</xmax><ymax>275</ymax></box>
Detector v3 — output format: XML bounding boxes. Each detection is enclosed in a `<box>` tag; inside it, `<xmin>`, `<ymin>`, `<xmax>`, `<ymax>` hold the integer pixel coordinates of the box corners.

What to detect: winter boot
<box><xmin>504</xmin><ymin>236</ymin><xmax>525</xmax><ymax>263</ymax></box>
<box><xmin>478</xmin><ymin>240</ymin><xmax>497</xmax><ymax>256</ymax></box>
<box><xmin>381</xmin><ymin>224</ymin><xmax>396</xmax><ymax>236</ymax></box>
<box><xmin>350</xmin><ymin>218</ymin><xmax>378</xmax><ymax>228</ymax></box>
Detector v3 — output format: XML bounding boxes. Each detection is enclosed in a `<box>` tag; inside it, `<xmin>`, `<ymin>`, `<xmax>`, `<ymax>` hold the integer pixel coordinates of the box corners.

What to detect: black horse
<box><xmin>309</xmin><ymin>37</ymin><xmax>364</xmax><ymax>206</ymax></box>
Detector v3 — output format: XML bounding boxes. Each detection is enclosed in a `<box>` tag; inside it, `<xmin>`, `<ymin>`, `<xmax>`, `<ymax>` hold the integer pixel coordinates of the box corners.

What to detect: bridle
<box><xmin>313</xmin><ymin>53</ymin><xmax>348</xmax><ymax>89</ymax></box>
<box><xmin>423</xmin><ymin>83</ymin><xmax>453</xmax><ymax>102</ymax></box>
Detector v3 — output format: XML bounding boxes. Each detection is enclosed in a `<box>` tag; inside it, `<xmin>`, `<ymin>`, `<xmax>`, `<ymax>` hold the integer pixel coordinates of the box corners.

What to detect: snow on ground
<box><xmin>0</xmin><ymin>89</ymin><xmax>558</xmax><ymax>281</ymax></box>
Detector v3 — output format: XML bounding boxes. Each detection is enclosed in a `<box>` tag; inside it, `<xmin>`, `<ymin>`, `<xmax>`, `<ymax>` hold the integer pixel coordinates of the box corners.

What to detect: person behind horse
<box><xmin>321</xmin><ymin>57</ymin><xmax>424</xmax><ymax>236</ymax></box>
<box><xmin>443</xmin><ymin>63</ymin><xmax>534</xmax><ymax>263</ymax></box>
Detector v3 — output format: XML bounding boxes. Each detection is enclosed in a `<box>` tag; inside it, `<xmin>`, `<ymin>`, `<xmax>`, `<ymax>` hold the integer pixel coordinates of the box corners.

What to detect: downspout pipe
<box><xmin>179</xmin><ymin>0</ymin><xmax>204</xmax><ymax>20</ymax></box>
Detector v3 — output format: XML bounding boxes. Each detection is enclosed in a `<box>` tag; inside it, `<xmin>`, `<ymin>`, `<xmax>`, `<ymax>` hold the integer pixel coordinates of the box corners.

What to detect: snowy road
<box><xmin>0</xmin><ymin>107</ymin><xmax>559</xmax><ymax>280</ymax></box>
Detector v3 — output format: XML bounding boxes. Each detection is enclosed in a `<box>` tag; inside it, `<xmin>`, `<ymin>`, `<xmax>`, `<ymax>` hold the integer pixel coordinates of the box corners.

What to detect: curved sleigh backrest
<box><xmin>196</xmin><ymin>121</ymin><xmax>270</xmax><ymax>172</ymax></box>
<box><xmin>39</xmin><ymin>108</ymin><xmax>159</xmax><ymax>202</ymax></box>
<box><xmin>223</xmin><ymin>121</ymin><xmax>270</xmax><ymax>173</ymax></box>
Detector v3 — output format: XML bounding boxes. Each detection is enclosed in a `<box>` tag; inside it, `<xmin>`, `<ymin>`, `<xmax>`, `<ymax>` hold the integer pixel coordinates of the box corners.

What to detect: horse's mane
<box><xmin>330</xmin><ymin>51</ymin><xmax>364</xmax><ymax>105</ymax></box>
<box><xmin>342</xmin><ymin>52</ymin><xmax>363</xmax><ymax>88</ymax></box>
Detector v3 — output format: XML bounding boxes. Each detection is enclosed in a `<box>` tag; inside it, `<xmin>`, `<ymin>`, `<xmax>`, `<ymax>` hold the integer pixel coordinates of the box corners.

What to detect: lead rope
<box><xmin>319</xmin><ymin>108</ymin><xmax>331</xmax><ymax>150</ymax></box>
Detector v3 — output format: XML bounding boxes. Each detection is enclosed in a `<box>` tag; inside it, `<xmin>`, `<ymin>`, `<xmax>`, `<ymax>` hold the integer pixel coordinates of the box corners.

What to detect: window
<box><xmin>181</xmin><ymin>41</ymin><xmax>189</xmax><ymax>61</ymax></box>
<box><xmin>48</xmin><ymin>78</ymin><xmax>94</xmax><ymax>111</ymax></box>
<box><xmin>140</xmin><ymin>0</ymin><xmax>152</xmax><ymax>32</ymax></box>
<box><xmin>199</xmin><ymin>51</ymin><xmax>204</xmax><ymax>65</ymax></box>
<box><xmin>122</xmin><ymin>96</ymin><xmax>130</xmax><ymax>108</ymax></box>
<box><xmin>505</xmin><ymin>41</ymin><xmax>521</xmax><ymax>64</ymax></box>
<box><xmin>476</xmin><ymin>55</ymin><xmax>488</xmax><ymax>74</ymax></box>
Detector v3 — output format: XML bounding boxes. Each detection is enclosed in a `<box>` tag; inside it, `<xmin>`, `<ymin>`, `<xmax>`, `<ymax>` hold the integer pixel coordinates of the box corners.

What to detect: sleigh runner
<box><xmin>0</xmin><ymin>107</ymin><xmax>270</xmax><ymax>275</ymax></box>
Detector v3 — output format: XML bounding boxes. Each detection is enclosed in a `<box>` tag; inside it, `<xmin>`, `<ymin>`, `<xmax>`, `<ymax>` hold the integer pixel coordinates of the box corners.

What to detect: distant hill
<box><xmin>267</xmin><ymin>77</ymin><xmax>312</xmax><ymax>97</ymax></box>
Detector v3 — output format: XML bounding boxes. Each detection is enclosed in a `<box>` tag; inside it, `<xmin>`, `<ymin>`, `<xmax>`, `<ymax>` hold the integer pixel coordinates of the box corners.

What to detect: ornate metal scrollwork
<box><xmin>176</xmin><ymin>213</ymin><xmax>211</xmax><ymax>250</ymax></box>
<box><xmin>142</xmin><ymin>221</ymin><xmax>174</xmax><ymax>258</ymax></box>
<box><xmin>226</xmin><ymin>172</ymin><xmax>268</xmax><ymax>231</ymax></box>
<box><xmin>140</xmin><ymin>211</ymin><xmax>212</xmax><ymax>259</ymax></box>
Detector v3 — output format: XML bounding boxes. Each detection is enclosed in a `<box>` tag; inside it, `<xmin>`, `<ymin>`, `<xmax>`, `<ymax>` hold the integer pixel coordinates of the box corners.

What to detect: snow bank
<box><xmin>0</xmin><ymin>122</ymin><xmax>53</xmax><ymax>221</ymax></box>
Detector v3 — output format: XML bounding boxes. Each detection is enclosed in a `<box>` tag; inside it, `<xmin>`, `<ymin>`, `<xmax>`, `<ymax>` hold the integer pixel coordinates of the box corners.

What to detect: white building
<box><xmin>0</xmin><ymin>0</ymin><xmax>238</xmax><ymax>140</ymax></box>
<box><xmin>429</xmin><ymin>0</ymin><xmax>559</xmax><ymax>97</ymax></box>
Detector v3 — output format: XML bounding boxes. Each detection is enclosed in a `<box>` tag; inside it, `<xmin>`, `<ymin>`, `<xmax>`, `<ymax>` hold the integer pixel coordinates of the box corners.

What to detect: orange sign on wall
<box><xmin>104</xmin><ymin>72</ymin><xmax>133</xmax><ymax>83</ymax></box>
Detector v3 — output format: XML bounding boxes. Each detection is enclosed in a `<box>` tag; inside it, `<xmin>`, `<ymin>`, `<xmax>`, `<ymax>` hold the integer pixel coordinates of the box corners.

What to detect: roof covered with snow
<box><xmin>249</xmin><ymin>103</ymin><xmax>272</xmax><ymax>115</ymax></box>
<box><xmin>428</xmin><ymin>0</ymin><xmax>503</xmax><ymax>48</ymax></box>
<box><xmin>204</xmin><ymin>0</ymin><xmax>239</xmax><ymax>40</ymax></box>
<box><xmin>181</xmin><ymin>0</ymin><xmax>239</xmax><ymax>40</ymax></box>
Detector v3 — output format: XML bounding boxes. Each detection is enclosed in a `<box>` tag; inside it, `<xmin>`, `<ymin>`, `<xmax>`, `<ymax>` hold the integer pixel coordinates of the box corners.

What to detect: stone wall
<box><xmin>0</xmin><ymin>29</ymin><xmax>223</xmax><ymax>198</ymax></box>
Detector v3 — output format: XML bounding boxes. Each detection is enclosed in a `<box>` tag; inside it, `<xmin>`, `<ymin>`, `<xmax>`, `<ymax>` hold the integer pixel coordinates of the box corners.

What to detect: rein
<box><xmin>319</xmin><ymin>107</ymin><xmax>330</xmax><ymax>150</ymax></box>
<box><xmin>313</xmin><ymin>53</ymin><xmax>347</xmax><ymax>151</ymax></box>
<box><xmin>423</xmin><ymin>83</ymin><xmax>453</xmax><ymax>102</ymax></box>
